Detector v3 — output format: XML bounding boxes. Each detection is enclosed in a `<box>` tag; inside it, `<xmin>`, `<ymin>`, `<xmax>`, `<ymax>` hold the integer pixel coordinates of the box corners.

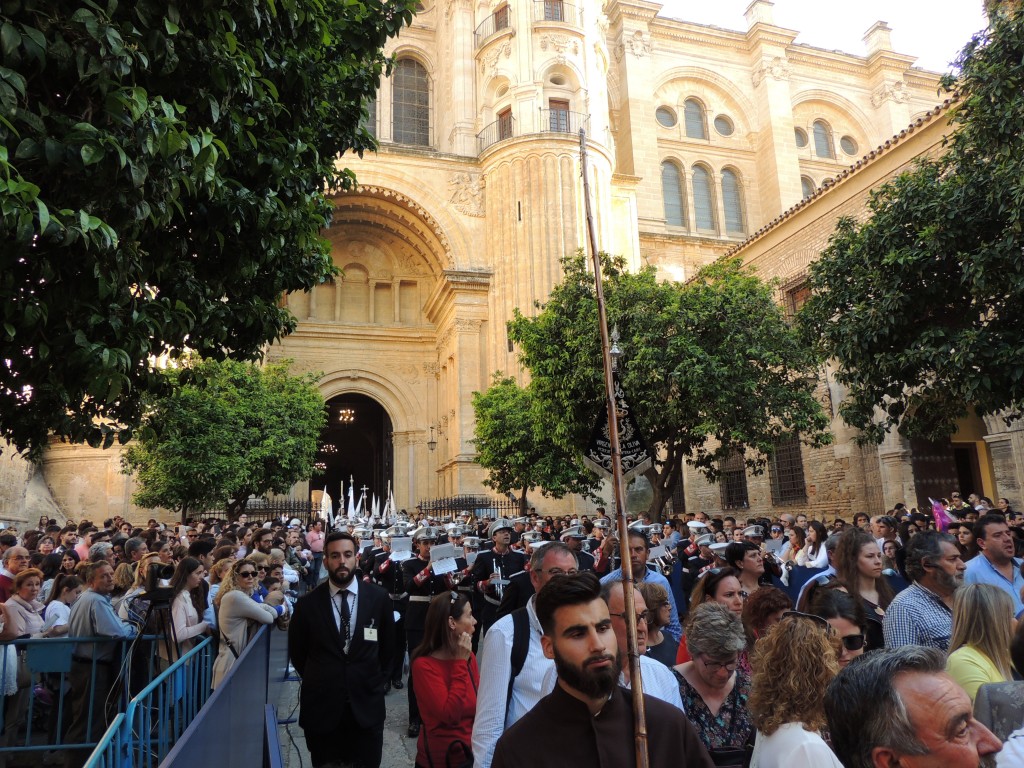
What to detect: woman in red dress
<box><xmin>411</xmin><ymin>591</ymin><xmax>479</xmax><ymax>768</ymax></box>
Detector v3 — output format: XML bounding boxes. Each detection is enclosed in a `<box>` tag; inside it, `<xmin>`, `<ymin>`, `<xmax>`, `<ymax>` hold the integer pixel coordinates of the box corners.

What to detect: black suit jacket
<box><xmin>495</xmin><ymin>571</ymin><xmax>533</xmax><ymax>621</ymax></box>
<box><xmin>289</xmin><ymin>579</ymin><xmax>396</xmax><ymax>732</ymax></box>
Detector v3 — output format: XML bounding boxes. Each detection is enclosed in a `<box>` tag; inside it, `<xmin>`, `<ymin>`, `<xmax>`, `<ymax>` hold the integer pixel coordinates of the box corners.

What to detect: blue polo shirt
<box><xmin>964</xmin><ymin>554</ymin><xmax>1024</xmax><ymax>618</ymax></box>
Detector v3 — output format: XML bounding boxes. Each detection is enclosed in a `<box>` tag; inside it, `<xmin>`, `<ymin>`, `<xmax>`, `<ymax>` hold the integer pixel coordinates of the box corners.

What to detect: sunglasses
<box><xmin>840</xmin><ymin>633</ymin><xmax>866</xmax><ymax>651</ymax></box>
<box><xmin>238</xmin><ymin>571</ymin><xmax>257</xmax><ymax>577</ymax></box>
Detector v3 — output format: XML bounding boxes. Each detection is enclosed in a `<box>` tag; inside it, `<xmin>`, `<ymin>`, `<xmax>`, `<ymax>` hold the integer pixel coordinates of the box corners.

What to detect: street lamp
<box><xmin>427</xmin><ymin>426</ymin><xmax>437</xmax><ymax>452</ymax></box>
<box><xmin>610</xmin><ymin>325</ymin><xmax>622</xmax><ymax>372</ymax></box>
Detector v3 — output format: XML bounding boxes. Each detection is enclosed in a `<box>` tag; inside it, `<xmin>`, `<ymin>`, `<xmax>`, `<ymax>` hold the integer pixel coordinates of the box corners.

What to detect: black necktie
<box><xmin>339</xmin><ymin>591</ymin><xmax>352</xmax><ymax>652</ymax></box>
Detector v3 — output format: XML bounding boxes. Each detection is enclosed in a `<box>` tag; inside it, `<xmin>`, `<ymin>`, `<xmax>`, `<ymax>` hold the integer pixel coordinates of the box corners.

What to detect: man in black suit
<box><xmin>289</xmin><ymin>532</ymin><xmax>396</xmax><ymax>768</ymax></box>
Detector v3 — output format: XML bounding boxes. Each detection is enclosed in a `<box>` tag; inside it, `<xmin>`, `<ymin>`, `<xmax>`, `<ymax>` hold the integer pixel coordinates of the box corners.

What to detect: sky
<box><xmin>656</xmin><ymin>0</ymin><xmax>990</xmax><ymax>74</ymax></box>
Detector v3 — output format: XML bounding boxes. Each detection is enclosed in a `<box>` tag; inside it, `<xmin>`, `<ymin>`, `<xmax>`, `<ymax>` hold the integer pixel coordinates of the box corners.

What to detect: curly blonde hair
<box><xmin>748</xmin><ymin>614</ymin><xmax>840</xmax><ymax>735</ymax></box>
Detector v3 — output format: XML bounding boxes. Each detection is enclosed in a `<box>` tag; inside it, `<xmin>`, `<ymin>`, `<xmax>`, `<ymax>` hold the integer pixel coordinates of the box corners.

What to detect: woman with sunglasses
<box><xmin>672</xmin><ymin>602</ymin><xmax>754</xmax><ymax>761</ymax></box>
<box><xmin>804</xmin><ymin>583</ymin><xmax>867</xmax><ymax>668</ymax></box>
<box><xmin>748</xmin><ymin>612</ymin><xmax>843</xmax><ymax>767</ymax></box>
<box><xmin>212</xmin><ymin>559</ymin><xmax>284</xmax><ymax>688</ymax></box>
<box><xmin>410</xmin><ymin>592</ymin><xmax>478</xmax><ymax>768</ymax></box>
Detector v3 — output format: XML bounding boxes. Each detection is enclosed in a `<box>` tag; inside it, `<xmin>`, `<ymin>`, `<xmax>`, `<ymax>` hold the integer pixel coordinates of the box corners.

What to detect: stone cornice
<box><xmin>604</xmin><ymin>0</ymin><xmax>661</xmax><ymax>26</ymax></box>
<box><xmin>286</xmin><ymin>324</ymin><xmax>438</xmax><ymax>344</ymax></box>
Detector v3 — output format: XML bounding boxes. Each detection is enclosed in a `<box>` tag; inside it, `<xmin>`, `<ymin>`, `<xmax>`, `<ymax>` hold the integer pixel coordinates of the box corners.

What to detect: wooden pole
<box><xmin>578</xmin><ymin>128</ymin><xmax>649</xmax><ymax>768</ymax></box>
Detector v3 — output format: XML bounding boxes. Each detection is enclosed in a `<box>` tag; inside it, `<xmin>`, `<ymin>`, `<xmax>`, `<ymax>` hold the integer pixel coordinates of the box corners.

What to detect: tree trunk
<box><xmin>646</xmin><ymin>442</ymin><xmax>684</xmax><ymax>521</ymax></box>
<box><xmin>518</xmin><ymin>488</ymin><xmax>529</xmax><ymax>515</ymax></box>
<box><xmin>225</xmin><ymin>494</ymin><xmax>251</xmax><ymax>521</ymax></box>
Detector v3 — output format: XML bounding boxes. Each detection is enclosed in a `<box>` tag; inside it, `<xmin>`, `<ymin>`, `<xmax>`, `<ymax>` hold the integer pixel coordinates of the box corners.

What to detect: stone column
<box><xmin>876</xmin><ymin>431</ymin><xmax>916</xmax><ymax>510</ymax></box>
<box><xmin>744</xmin><ymin>1</ymin><xmax>802</xmax><ymax>220</ymax></box>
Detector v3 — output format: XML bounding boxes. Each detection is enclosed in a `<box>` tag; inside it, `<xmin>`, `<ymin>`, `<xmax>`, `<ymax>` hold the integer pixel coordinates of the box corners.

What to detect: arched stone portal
<box><xmin>312</xmin><ymin>394</ymin><xmax>393</xmax><ymax>518</ymax></box>
<box><xmin>269</xmin><ymin>185</ymin><xmax>493</xmax><ymax>511</ymax></box>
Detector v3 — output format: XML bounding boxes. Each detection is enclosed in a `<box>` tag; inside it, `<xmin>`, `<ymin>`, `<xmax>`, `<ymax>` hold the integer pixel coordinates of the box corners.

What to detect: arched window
<box><xmin>392</xmin><ymin>58</ymin><xmax>430</xmax><ymax>146</ymax></box>
<box><xmin>661</xmin><ymin>161</ymin><xmax>687</xmax><ymax>228</ymax></box>
<box><xmin>683</xmin><ymin>99</ymin><xmax>707</xmax><ymax>140</ymax></box>
<box><xmin>812</xmin><ymin>120</ymin><xmax>833</xmax><ymax>159</ymax></box>
<box><xmin>692</xmin><ymin>165</ymin><xmax>716</xmax><ymax>232</ymax></box>
<box><xmin>721</xmin><ymin>168</ymin><xmax>745</xmax><ymax>235</ymax></box>
<box><xmin>801</xmin><ymin>176</ymin><xmax>815</xmax><ymax>199</ymax></box>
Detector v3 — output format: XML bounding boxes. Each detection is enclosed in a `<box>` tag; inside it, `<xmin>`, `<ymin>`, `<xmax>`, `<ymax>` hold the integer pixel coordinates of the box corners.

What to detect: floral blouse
<box><xmin>673</xmin><ymin>666</ymin><xmax>755</xmax><ymax>752</ymax></box>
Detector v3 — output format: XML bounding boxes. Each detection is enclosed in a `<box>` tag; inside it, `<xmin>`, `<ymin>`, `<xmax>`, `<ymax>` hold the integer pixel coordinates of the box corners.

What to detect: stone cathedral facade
<box><xmin>17</xmin><ymin>0</ymin><xmax>1009</xmax><ymax>525</ymax></box>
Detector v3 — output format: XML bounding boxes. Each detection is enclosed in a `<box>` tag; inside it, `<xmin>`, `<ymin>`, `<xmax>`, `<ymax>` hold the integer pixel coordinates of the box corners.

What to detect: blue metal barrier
<box><xmin>85</xmin><ymin>636</ymin><xmax>213</xmax><ymax>768</ymax></box>
<box><xmin>159</xmin><ymin>626</ymin><xmax>271</xmax><ymax>768</ymax></box>
<box><xmin>0</xmin><ymin>635</ymin><xmax>162</xmax><ymax>760</ymax></box>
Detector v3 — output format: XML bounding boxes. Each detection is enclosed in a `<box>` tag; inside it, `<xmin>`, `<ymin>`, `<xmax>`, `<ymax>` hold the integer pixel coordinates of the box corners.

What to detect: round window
<box><xmin>656</xmin><ymin>107</ymin><xmax>677</xmax><ymax>128</ymax></box>
<box><xmin>714</xmin><ymin>115</ymin><xmax>734</xmax><ymax>136</ymax></box>
<box><xmin>794</xmin><ymin>128</ymin><xmax>808</xmax><ymax>148</ymax></box>
<box><xmin>840</xmin><ymin>135</ymin><xmax>858</xmax><ymax>155</ymax></box>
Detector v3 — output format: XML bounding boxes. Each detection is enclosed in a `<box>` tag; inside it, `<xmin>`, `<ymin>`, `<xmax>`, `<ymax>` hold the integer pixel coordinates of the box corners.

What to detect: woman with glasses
<box><xmin>946</xmin><ymin>583</ymin><xmax>1015</xmax><ymax>704</ymax></box>
<box><xmin>804</xmin><ymin>584</ymin><xmax>866</xmax><ymax>669</ymax></box>
<box><xmin>748</xmin><ymin>612</ymin><xmax>843</xmax><ymax>767</ymax></box>
<box><xmin>212</xmin><ymin>559</ymin><xmax>284</xmax><ymax>688</ymax></box>
<box><xmin>410</xmin><ymin>592</ymin><xmax>478</xmax><ymax>768</ymax></box>
<box><xmin>671</xmin><ymin>602</ymin><xmax>754</xmax><ymax>761</ymax></box>
<box><xmin>832</xmin><ymin>528</ymin><xmax>893</xmax><ymax>652</ymax></box>
<box><xmin>638</xmin><ymin>581</ymin><xmax>678</xmax><ymax>667</ymax></box>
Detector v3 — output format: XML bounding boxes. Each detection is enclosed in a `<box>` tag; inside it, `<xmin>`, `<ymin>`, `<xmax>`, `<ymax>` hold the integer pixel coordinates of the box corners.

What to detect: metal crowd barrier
<box><xmin>159</xmin><ymin>626</ymin><xmax>271</xmax><ymax>768</ymax></box>
<box><xmin>85</xmin><ymin>636</ymin><xmax>214</xmax><ymax>768</ymax></box>
<box><xmin>0</xmin><ymin>634</ymin><xmax>163</xmax><ymax>761</ymax></box>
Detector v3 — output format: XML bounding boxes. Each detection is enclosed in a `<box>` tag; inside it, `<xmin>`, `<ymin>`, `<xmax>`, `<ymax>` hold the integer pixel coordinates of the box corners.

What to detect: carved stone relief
<box><xmin>871</xmin><ymin>80</ymin><xmax>911</xmax><ymax>107</ymax></box>
<box><xmin>540</xmin><ymin>34</ymin><xmax>579</xmax><ymax>56</ymax></box>
<box><xmin>480</xmin><ymin>42</ymin><xmax>512</xmax><ymax>77</ymax></box>
<box><xmin>752</xmin><ymin>56</ymin><xmax>791</xmax><ymax>87</ymax></box>
<box><xmin>448</xmin><ymin>173</ymin><xmax>486</xmax><ymax>217</ymax></box>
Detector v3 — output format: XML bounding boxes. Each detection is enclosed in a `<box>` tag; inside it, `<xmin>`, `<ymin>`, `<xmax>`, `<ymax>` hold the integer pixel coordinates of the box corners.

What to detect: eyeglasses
<box><xmin>237</xmin><ymin>571</ymin><xmax>257</xmax><ymax>578</ymax></box>
<box><xmin>782</xmin><ymin>610</ymin><xmax>835</xmax><ymax>635</ymax></box>
<box><xmin>186</xmin><ymin>533</ymin><xmax>198</xmax><ymax>539</ymax></box>
<box><xmin>700</xmin><ymin>656</ymin><xmax>739</xmax><ymax>673</ymax></box>
<box><xmin>257</xmin><ymin>566</ymin><xmax>267</xmax><ymax>572</ymax></box>
<box><xmin>840</xmin><ymin>633</ymin><xmax>866</xmax><ymax>651</ymax></box>
<box><xmin>609</xmin><ymin>610</ymin><xmax>649</xmax><ymax>624</ymax></box>
<box><xmin>538</xmin><ymin>567</ymin><xmax>579</xmax><ymax>577</ymax></box>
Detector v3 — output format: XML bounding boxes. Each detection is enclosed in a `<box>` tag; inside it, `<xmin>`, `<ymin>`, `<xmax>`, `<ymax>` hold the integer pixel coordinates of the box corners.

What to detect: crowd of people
<box><xmin>0</xmin><ymin>513</ymin><xmax>313</xmax><ymax>767</ymax></box>
<box><xmin>3</xmin><ymin>490</ymin><xmax>1023</xmax><ymax>768</ymax></box>
<box><xmin>274</xmin><ymin>493</ymin><xmax>1024</xmax><ymax>768</ymax></box>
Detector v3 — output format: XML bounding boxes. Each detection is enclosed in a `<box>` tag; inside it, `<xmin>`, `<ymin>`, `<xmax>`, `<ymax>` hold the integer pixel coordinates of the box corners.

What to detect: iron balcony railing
<box><xmin>532</xmin><ymin>0</ymin><xmax>582</xmax><ymax>25</ymax></box>
<box><xmin>539</xmin><ymin>108</ymin><xmax>590</xmax><ymax>135</ymax></box>
<box><xmin>474</xmin><ymin>6</ymin><xmax>513</xmax><ymax>47</ymax></box>
<box><xmin>478</xmin><ymin>115</ymin><xmax>517</xmax><ymax>152</ymax></box>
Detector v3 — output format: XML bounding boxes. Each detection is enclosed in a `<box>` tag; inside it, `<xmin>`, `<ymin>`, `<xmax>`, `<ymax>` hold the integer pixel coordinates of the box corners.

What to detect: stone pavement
<box><xmin>272</xmin><ymin>637</ymin><xmax>417</xmax><ymax>768</ymax></box>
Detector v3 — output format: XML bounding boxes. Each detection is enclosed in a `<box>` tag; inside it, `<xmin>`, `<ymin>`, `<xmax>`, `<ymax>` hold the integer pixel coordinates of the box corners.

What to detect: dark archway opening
<box><xmin>311</xmin><ymin>394</ymin><xmax>393</xmax><ymax>518</ymax></box>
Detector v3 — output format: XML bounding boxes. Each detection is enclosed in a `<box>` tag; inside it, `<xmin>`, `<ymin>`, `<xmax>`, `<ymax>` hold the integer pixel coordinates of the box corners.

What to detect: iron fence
<box><xmin>241</xmin><ymin>499</ymin><xmax>315</xmax><ymax>526</ymax></box>
<box><xmin>416</xmin><ymin>494</ymin><xmax>522</xmax><ymax>520</ymax></box>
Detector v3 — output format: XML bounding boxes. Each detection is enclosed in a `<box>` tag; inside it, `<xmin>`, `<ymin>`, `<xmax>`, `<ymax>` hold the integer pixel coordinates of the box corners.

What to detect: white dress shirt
<box><xmin>540</xmin><ymin>653</ymin><xmax>685</xmax><ymax>712</ymax></box>
<box><xmin>472</xmin><ymin>597</ymin><xmax>553</xmax><ymax>768</ymax></box>
<box><xmin>328</xmin><ymin>577</ymin><xmax>359</xmax><ymax>646</ymax></box>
